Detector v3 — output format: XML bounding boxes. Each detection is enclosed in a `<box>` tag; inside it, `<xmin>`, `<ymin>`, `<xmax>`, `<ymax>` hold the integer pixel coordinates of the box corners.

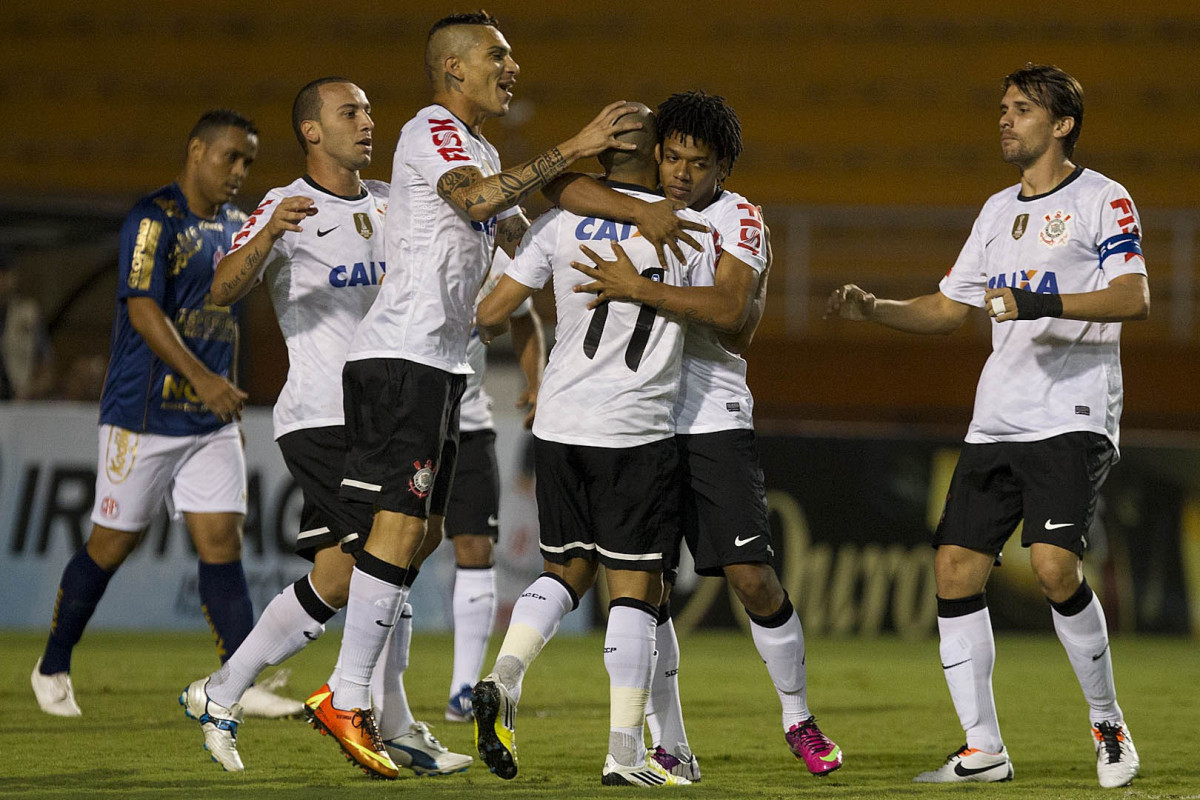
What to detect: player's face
<box><xmin>659</xmin><ymin>133</ymin><xmax>729</xmax><ymax>211</ymax></box>
<box><xmin>194</xmin><ymin>127</ymin><xmax>258</xmax><ymax>207</ymax></box>
<box><xmin>459</xmin><ymin>26</ymin><xmax>519</xmax><ymax>118</ymax></box>
<box><xmin>314</xmin><ymin>82</ymin><xmax>374</xmax><ymax>171</ymax></box>
<box><xmin>998</xmin><ymin>85</ymin><xmax>1063</xmax><ymax>167</ymax></box>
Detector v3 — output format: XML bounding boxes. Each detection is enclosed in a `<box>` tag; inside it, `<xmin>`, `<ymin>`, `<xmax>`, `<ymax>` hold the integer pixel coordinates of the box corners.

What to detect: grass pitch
<box><xmin>2</xmin><ymin>630</ymin><xmax>1196</xmax><ymax>799</ymax></box>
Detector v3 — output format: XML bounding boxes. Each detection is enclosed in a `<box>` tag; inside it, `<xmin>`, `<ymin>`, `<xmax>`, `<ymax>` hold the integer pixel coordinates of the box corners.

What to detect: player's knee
<box><xmin>727</xmin><ymin>563</ymin><xmax>782</xmax><ymax>616</ymax></box>
<box><xmin>85</xmin><ymin>525</ymin><xmax>142</xmax><ymax>570</ymax></box>
<box><xmin>453</xmin><ymin>534</ymin><xmax>494</xmax><ymax>568</ymax></box>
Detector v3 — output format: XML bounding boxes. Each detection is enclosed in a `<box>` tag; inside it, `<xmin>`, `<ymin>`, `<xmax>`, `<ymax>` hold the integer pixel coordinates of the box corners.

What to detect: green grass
<box><xmin>2</xmin><ymin>630</ymin><xmax>1196</xmax><ymax>799</ymax></box>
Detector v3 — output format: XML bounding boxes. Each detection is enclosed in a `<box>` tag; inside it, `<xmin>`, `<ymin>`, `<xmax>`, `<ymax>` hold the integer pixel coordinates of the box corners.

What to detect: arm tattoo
<box><xmin>216</xmin><ymin>243</ymin><xmax>266</xmax><ymax>304</ymax></box>
<box><xmin>438</xmin><ymin>149</ymin><xmax>570</xmax><ymax>219</ymax></box>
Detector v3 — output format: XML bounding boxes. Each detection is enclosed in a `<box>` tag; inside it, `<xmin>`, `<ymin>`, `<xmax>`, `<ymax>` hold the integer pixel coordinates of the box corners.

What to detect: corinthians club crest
<box><xmin>1039</xmin><ymin>210</ymin><xmax>1071</xmax><ymax>247</ymax></box>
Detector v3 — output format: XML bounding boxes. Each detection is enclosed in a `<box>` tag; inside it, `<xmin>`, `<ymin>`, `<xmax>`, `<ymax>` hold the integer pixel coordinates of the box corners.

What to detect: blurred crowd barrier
<box><xmin>2</xmin><ymin>404</ymin><xmax>1194</xmax><ymax>638</ymax></box>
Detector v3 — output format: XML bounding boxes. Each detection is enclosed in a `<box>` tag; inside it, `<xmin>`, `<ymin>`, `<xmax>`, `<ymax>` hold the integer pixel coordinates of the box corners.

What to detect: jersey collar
<box><xmin>302</xmin><ymin>175</ymin><xmax>367</xmax><ymax>201</ymax></box>
<box><xmin>1017</xmin><ymin>165</ymin><xmax>1084</xmax><ymax>202</ymax></box>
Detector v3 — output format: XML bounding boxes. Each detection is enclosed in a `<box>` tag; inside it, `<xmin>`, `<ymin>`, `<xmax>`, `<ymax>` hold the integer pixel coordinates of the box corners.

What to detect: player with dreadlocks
<box><xmin>563</xmin><ymin>90</ymin><xmax>844</xmax><ymax>782</ymax></box>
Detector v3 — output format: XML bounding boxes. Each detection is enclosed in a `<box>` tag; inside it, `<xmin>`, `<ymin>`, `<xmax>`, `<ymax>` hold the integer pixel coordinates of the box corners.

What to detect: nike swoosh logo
<box><xmin>1044</xmin><ymin>520</ymin><xmax>1075</xmax><ymax>530</ymax></box>
<box><xmin>734</xmin><ymin>535</ymin><xmax>760</xmax><ymax>547</ymax></box>
<box><xmin>303</xmin><ymin>631</ymin><xmax>319</xmax><ymax>640</ymax></box>
<box><xmin>487</xmin><ymin>515</ymin><xmax>500</xmax><ymax>527</ymax></box>
<box><xmin>317</xmin><ymin>226</ymin><xmax>339</xmax><ymax>237</ymax></box>
<box><xmin>1091</xmin><ymin>643</ymin><xmax>1109</xmax><ymax>661</ymax></box>
<box><xmin>469</xmin><ymin>592</ymin><xmax>495</xmax><ymax>604</ymax></box>
<box><xmin>942</xmin><ymin>659</ymin><xmax>971</xmax><ymax>670</ymax></box>
<box><xmin>954</xmin><ymin>760</ymin><xmax>1004</xmax><ymax>777</ymax></box>
<box><xmin>820</xmin><ymin>746</ymin><xmax>842</xmax><ymax>763</ymax></box>
<box><xmin>374</xmin><ymin>620</ymin><xmax>394</xmax><ymax>628</ymax></box>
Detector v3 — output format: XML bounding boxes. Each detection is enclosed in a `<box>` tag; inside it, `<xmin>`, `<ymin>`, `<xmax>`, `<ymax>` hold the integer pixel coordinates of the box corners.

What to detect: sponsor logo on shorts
<box><xmin>104</xmin><ymin>427</ymin><xmax>139</xmax><ymax>484</ymax></box>
<box><xmin>99</xmin><ymin>496</ymin><xmax>119</xmax><ymax>519</ymax></box>
<box><xmin>1044</xmin><ymin>520</ymin><xmax>1074</xmax><ymax>530</ymax></box>
<box><xmin>734</xmin><ymin>534</ymin><xmax>760</xmax><ymax>547</ymax></box>
<box><xmin>487</xmin><ymin>514</ymin><xmax>500</xmax><ymax>527</ymax></box>
<box><xmin>408</xmin><ymin>459</ymin><xmax>437</xmax><ymax>498</ymax></box>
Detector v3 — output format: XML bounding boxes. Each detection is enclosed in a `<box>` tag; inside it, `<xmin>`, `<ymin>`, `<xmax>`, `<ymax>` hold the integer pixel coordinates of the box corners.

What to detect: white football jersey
<box><xmin>674</xmin><ymin>190</ymin><xmax>768</xmax><ymax>434</ymax></box>
<box><xmin>229</xmin><ymin>177</ymin><xmax>388</xmax><ymax>439</ymax></box>
<box><xmin>347</xmin><ymin>104</ymin><xmax>518</xmax><ymax>373</ymax></box>
<box><xmin>939</xmin><ymin>167</ymin><xmax>1147</xmax><ymax>447</ymax></box>
<box><xmin>504</xmin><ymin>183</ymin><xmax>718</xmax><ymax>447</ymax></box>
<box><xmin>461</xmin><ymin>248</ymin><xmax>533</xmax><ymax>433</ymax></box>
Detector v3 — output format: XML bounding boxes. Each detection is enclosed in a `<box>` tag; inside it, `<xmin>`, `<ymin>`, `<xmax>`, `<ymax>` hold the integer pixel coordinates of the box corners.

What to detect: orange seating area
<box><xmin>2</xmin><ymin>0</ymin><xmax>1198</xmax><ymax>425</ymax></box>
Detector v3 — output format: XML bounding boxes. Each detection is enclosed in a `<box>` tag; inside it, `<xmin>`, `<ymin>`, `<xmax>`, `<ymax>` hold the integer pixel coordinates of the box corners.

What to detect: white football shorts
<box><xmin>91</xmin><ymin>423</ymin><xmax>247</xmax><ymax>531</ymax></box>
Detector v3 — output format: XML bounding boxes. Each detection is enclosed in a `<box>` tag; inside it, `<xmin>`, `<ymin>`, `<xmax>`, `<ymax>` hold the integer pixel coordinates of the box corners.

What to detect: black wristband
<box><xmin>1009</xmin><ymin>287</ymin><xmax>1064</xmax><ymax>320</ymax></box>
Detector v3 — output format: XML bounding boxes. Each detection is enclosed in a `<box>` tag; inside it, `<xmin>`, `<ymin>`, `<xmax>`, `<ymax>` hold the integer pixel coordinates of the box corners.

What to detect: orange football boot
<box><xmin>305</xmin><ymin>683</ymin><xmax>398</xmax><ymax>780</ymax></box>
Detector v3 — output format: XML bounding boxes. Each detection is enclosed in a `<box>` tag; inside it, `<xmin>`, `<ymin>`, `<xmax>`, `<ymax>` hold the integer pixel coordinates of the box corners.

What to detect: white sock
<box><xmin>750</xmin><ymin>607</ymin><xmax>811</xmax><ymax>730</ymax></box>
<box><xmin>492</xmin><ymin>574</ymin><xmax>574</xmax><ymax>704</ymax></box>
<box><xmin>605</xmin><ymin>604</ymin><xmax>656</xmax><ymax>767</ymax></box>
<box><xmin>207</xmin><ymin>578</ymin><xmax>332</xmax><ymax>709</ymax></box>
<box><xmin>330</xmin><ymin>566</ymin><xmax>408</xmax><ymax>710</ymax></box>
<box><xmin>646</xmin><ymin>616</ymin><xmax>691</xmax><ymax>757</ymax></box>
<box><xmin>1052</xmin><ymin>588</ymin><xmax>1123</xmax><ymax>724</ymax></box>
<box><xmin>449</xmin><ymin>567</ymin><xmax>497</xmax><ymax>699</ymax></box>
<box><xmin>938</xmin><ymin>604</ymin><xmax>1003</xmax><ymax>753</ymax></box>
<box><xmin>372</xmin><ymin>603</ymin><xmax>415</xmax><ymax>741</ymax></box>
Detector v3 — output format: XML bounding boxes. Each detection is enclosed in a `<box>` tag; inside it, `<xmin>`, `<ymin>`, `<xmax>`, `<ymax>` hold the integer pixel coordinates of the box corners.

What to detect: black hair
<box><xmin>292</xmin><ymin>77</ymin><xmax>353</xmax><ymax>152</ymax></box>
<box><xmin>428</xmin><ymin>10</ymin><xmax>500</xmax><ymax>38</ymax></box>
<box><xmin>656</xmin><ymin>91</ymin><xmax>743</xmax><ymax>175</ymax></box>
<box><xmin>1003</xmin><ymin>63</ymin><xmax>1084</xmax><ymax>158</ymax></box>
<box><xmin>187</xmin><ymin>109</ymin><xmax>257</xmax><ymax>144</ymax></box>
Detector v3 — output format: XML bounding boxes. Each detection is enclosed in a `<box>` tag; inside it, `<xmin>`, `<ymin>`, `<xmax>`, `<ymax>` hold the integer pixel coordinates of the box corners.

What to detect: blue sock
<box><xmin>198</xmin><ymin>561</ymin><xmax>254</xmax><ymax>664</ymax></box>
<box><xmin>41</xmin><ymin>548</ymin><xmax>115</xmax><ymax>674</ymax></box>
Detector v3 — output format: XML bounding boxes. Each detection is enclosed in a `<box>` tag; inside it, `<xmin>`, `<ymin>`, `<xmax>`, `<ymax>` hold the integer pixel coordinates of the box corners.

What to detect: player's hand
<box><xmin>193</xmin><ymin>372</ymin><xmax>249</xmax><ymax>422</ymax></box>
<box><xmin>634</xmin><ymin>199</ymin><xmax>708</xmax><ymax>266</ymax></box>
<box><xmin>571</xmin><ymin>242</ymin><xmax>642</xmax><ymax>310</ymax></box>
<box><xmin>265</xmin><ymin>196</ymin><xmax>318</xmax><ymax>240</ymax></box>
<box><xmin>825</xmin><ymin>284</ymin><xmax>876</xmax><ymax>321</ymax></box>
<box><xmin>984</xmin><ymin>287</ymin><xmax>1017</xmax><ymax>322</ymax></box>
<box><xmin>560</xmin><ymin>101</ymin><xmax>643</xmax><ymax>161</ymax></box>
<box><xmin>475</xmin><ymin>318</ymin><xmax>509</xmax><ymax>345</ymax></box>
<box><xmin>516</xmin><ymin>384</ymin><xmax>538</xmax><ymax>429</ymax></box>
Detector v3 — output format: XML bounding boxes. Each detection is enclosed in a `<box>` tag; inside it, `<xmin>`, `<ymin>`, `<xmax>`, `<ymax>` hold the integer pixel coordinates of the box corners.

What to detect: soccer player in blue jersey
<box><xmin>31</xmin><ymin>110</ymin><xmax>299</xmax><ymax>721</ymax></box>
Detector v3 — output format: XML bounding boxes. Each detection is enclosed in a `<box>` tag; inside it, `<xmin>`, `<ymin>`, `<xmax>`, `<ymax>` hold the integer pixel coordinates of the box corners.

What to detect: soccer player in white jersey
<box><xmin>827</xmin><ymin>64</ymin><xmax>1147</xmax><ymax>789</ymax></box>
<box><xmin>443</xmin><ymin>247</ymin><xmax>544</xmax><ymax>724</ymax></box>
<box><xmin>560</xmin><ymin>90</ymin><xmax>842</xmax><ymax>781</ymax></box>
<box><xmin>176</xmin><ymin>78</ymin><xmax>470</xmax><ymax>777</ymax></box>
<box><xmin>30</xmin><ymin>110</ymin><xmax>295</xmax><ymax>723</ymax></box>
<box><xmin>301</xmin><ymin>12</ymin><xmax>664</xmax><ymax>781</ymax></box>
<box><xmin>470</xmin><ymin>104</ymin><xmax>716</xmax><ymax>788</ymax></box>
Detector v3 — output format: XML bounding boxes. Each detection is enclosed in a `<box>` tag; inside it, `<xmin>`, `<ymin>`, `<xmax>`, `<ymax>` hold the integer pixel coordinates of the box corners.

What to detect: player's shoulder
<box><xmin>128</xmin><ymin>184</ymin><xmax>186</xmax><ymax>224</ymax></box>
<box><xmin>220</xmin><ymin>202</ymin><xmax>248</xmax><ymax>225</ymax></box>
<box><xmin>362</xmin><ymin>179</ymin><xmax>390</xmax><ymax>201</ymax></box>
<box><xmin>1075</xmin><ymin>167</ymin><xmax>1133</xmax><ymax>200</ymax></box>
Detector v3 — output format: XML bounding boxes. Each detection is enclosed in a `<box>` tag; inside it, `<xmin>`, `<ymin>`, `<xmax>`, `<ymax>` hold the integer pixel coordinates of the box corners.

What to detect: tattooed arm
<box><xmin>571</xmin><ymin>242</ymin><xmax>757</xmax><ymax>334</ymax></box>
<box><xmin>212</xmin><ymin>196</ymin><xmax>316</xmax><ymax>305</ymax></box>
<box><xmin>495</xmin><ymin>213</ymin><xmax>531</xmax><ymax>259</ymax></box>
<box><xmin>437</xmin><ymin>101</ymin><xmax>643</xmax><ymax>223</ymax></box>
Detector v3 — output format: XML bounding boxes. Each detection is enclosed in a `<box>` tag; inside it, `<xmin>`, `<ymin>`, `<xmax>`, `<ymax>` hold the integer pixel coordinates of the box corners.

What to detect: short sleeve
<box><xmin>117</xmin><ymin>203</ymin><xmax>171</xmax><ymax>303</ymax></box>
<box><xmin>1095</xmin><ymin>183</ymin><xmax>1147</xmax><ymax>280</ymax></box>
<box><xmin>715</xmin><ymin>197</ymin><xmax>768</xmax><ymax>274</ymax></box>
<box><xmin>228</xmin><ymin>189</ymin><xmax>292</xmax><ymax>272</ymax></box>
<box><xmin>939</xmin><ymin>213</ymin><xmax>989</xmax><ymax>307</ymax></box>
<box><xmin>504</xmin><ymin>211</ymin><xmax>557</xmax><ymax>291</ymax></box>
<box><xmin>406</xmin><ymin>113</ymin><xmax>485</xmax><ymax>191</ymax></box>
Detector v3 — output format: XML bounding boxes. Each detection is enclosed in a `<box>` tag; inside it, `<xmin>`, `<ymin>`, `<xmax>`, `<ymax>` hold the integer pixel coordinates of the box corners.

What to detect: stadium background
<box><xmin>0</xmin><ymin>0</ymin><xmax>1198</xmax><ymax>639</ymax></box>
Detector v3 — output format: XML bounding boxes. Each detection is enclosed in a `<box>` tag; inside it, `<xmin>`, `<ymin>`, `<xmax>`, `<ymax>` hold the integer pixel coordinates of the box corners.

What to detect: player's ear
<box><xmin>654</xmin><ymin>143</ymin><xmax>662</xmax><ymax>165</ymax></box>
<box><xmin>1053</xmin><ymin>115</ymin><xmax>1075</xmax><ymax>141</ymax></box>
<box><xmin>717</xmin><ymin>158</ymin><xmax>731</xmax><ymax>184</ymax></box>
<box><xmin>444</xmin><ymin>54</ymin><xmax>465</xmax><ymax>83</ymax></box>
<box><xmin>186</xmin><ymin>136</ymin><xmax>206</xmax><ymax>164</ymax></box>
<box><xmin>301</xmin><ymin>119</ymin><xmax>321</xmax><ymax>148</ymax></box>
